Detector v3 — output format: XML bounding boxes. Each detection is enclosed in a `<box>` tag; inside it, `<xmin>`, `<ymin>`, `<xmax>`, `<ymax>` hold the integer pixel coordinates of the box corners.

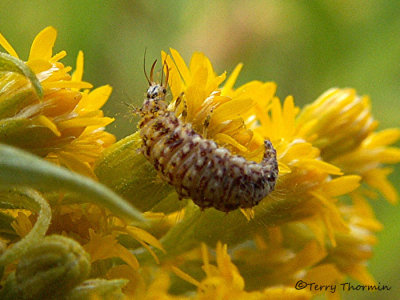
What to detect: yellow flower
<box><xmin>332</xmin><ymin>128</ymin><xmax>400</xmax><ymax>203</ymax></box>
<box><xmin>253</xmin><ymin>95</ymin><xmax>361</xmax><ymax>244</ymax></box>
<box><xmin>162</xmin><ymin>49</ymin><xmax>276</xmax><ymax>160</ymax></box>
<box><xmin>297</xmin><ymin>88</ymin><xmax>400</xmax><ymax>203</ymax></box>
<box><xmin>0</xmin><ymin>27</ymin><xmax>115</xmax><ymax>178</ymax></box>
<box><xmin>47</xmin><ymin>203</ymin><xmax>163</xmax><ymax>272</ymax></box>
<box><xmin>0</xmin><ymin>27</ymin><xmax>154</xmax><ymax>300</ymax></box>
<box><xmin>162</xmin><ymin>51</ymin><xmax>362</xmax><ymax>243</ymax></box>
<box><xmin>232</xmin><ymin>229</ymin><xmax>328</xmax><ymax>288</ymax></box>
<box><xmin>172</xmin><ymin>242</ymin><xmax>312</xmax><ymax>300</ymax></box>
<box><xmin>11</xmin><ymin>211</ymin><xmax>33</xmax><ymax>238</ymax></box>
<box><xmin>296</xmin><ymin>88</ymin><xmax>378</xmax><ymax>160</ymax></box>
<box><xmin>325</xmin><ymin>194</ymin><xmax>382</xmax><ymax>285</ymax></box>
<box><xmin>53</xmin><ymin>44</ymin><xmax>397</xmax><ymax>299</ymax></box>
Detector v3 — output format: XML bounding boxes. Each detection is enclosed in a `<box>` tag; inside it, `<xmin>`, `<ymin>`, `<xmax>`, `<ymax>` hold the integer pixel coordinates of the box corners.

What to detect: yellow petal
<box><xmin>364</xmin><ymin>168</ymin><xmax>398</xmax><ymax>203</ymax></box>
<box><xmin>278</xmin><ymin>161</ymin><xmax>292</xmax><ymax>174</ymax></box>
<box><xmin>136</xmin><ymin>239</ymin><xmax>160</xmax><ymax>264</ymax></box>
<box><xmin>207</xmin><ymin>71</ymin><xmax>226</xmax><ymax>95</ymax></box>
<box><xmin>170</xmin><ymin>48</ymin><xmax>191</xmax><ymax>84</ymax></box>
<box><xmin>283</xmin><ymin>142</ymin><xmax>320</xmax><ymax>162</ymax></box>
<box><xmin>213</xmin><ymin>133</ymin><xmax>248</xmax><ymax>153</ymax></box>
<box><xmin>72</xmin><ymin>50</ymin><xmax>84</xmax><ymax>82</ymax></box>
<box><xmin>28</xmin><ymin>26</ymin><xmax>57</xmax><ymax>61</ymax></box>
<box><xmin>189</xmin><ymin>52</ymin><xmax>207</xmax><ymax>75</ymax></box>
<box><xmin>210</xmin><ymin>97</ymin><xmax>254</xmax><ymax>126</ymax></box>
<box><xmin>185</xmin><ymin>83</ymin><xmax>207</xmax><ymax>120</ymax></box>
<box><xmin>11</xmin><ymin>212</ymin><xmax>33</xmax><ymax>237</ymax></box>
<box><xmin>0</xmin><ymin>32</ymin><xmax>19</xmax><ymax>58</ymax></box>
<box><xmin>83</xmin><ymin>85</ymin><xmax>112</xmax><ymax>111</ymax></box>
<box><xmin>36</xmin><ymin>115</ymin><xmax>61</xmax><ymax>136</ymax></box>
<box><xmin>57</xmin><ymin>151</ymin><xmax>97</xmax><ymax>179</ymax></box>
<box><xmin>282</xmin><ymin>95</ymin><xmax>296</xmax><ymax>137</ymax></box>
<box><xmin>271</xmin><ymin>97</ymin><xmax>284</xmax><ymax>136</ymax></box>
<box><xmin>50</xmin><ymin>50</ymin><xmax>67</xmax><ymax>63</ymax></box>
<box><xmin>221</xmin><ymin>63</ymin><xmax>243</xmax><ymax>95</ymax></box>
<box><xmin>365</xmin><ymin>128</ymin><xmax>400</xmax><ymax>147</ymax></box>
<box><xmin>114</xmin><ymin>244</ymin><xmax>139</xmax><ymax>270</ymax></box>
<box><xmin>293</xmin><ymin>159</ymin><xmax>343</xmax><ymax>175</ymax></box>
<box><xmin>378</xmin><ymin>148</ymin><xmax>400</xmax><ymax>163</ymax></box>
<box><xmin>42</xmin><ymin>80</ymin><xmax>93</xmax><ymax>89</ymax></box>
<box><xmin>321</xmin><ymin>175</ymin><xmax>361</xmax><ymax>197</ymax></box>
<box><xmin>171</xmin><ymin>266</ymin><xmax>200</xmax><ymax>287</ymax></box>
<box><xmin>162</xmin><ymin>50</ymin><xmax>183</xmax><ymax>98</ymax></box>
<box><xmin>58</xmin><ymin>116</ymin><xmax>114</xmax><ymax>130</ymax></box>
<box><xmin>303</xmin><ymin>218</ymin><xmax>326</xmax><ymax>246</ymax></box>
<box><xmin>346</xmin><ymin>264</ymin><xmax>376</xmax><ymax>286</ymax></box>
<box><xmin>26</xmin><ymin>59</ymin><xmax>53</xmax><ymax>74</ymax></box>
<box><xmin>240</xmin><ymin>208</ymin><xmax>255</xmax><ymax>221</ymax></box>
<box><xmin>126</xmin><ymin>226</ymin><xmax>165</xmax><ymax>253</ymax></box>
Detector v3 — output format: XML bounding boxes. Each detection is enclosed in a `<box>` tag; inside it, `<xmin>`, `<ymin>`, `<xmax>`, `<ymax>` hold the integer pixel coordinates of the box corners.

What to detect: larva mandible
<box><xmin>137</xmin><ymin>60</ymin><xmax>279</xmax><ymax>212</ymax></box>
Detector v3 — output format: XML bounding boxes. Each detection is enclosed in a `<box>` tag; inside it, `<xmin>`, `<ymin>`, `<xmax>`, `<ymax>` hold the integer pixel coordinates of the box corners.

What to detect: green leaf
<box><xmin>0</xmin><ymin>52</ymin><xmax>43</xmax><ymax>99</ymax></box>
<box><xmin>94</xmin><ymin>132</ymin><xmax>174</xmax><ymax>212</ymax></box>
<box><xmin>0</xmin><ymin>143</ymin><xmax>146</xmax><ymax>223</ymax></box>
<box><xmin>135</xmin><ymin>195</ymin><xmax>313</xmax><ymax>263</ymax></box>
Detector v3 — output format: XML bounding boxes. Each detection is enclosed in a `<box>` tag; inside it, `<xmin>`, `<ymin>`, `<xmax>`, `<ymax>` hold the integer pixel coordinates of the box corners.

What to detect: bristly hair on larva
<box><xmin>136</xmin><ymin>59</ymin><xmax>279</xmax><ymax>212</ymax></box>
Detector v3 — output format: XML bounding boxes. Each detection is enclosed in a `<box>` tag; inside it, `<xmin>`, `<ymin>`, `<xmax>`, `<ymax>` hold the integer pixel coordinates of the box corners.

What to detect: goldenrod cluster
<box><xmin>0</xmin><ymin>27</ymin><xmax>398</xmax><ymax>299</ymax></box>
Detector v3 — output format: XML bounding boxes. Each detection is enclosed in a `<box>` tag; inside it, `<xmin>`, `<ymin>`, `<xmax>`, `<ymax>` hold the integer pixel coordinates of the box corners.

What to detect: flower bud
<box><xmin>15</xmin><ymin>235</ymin><xmax>90</xmax><ymax>299</ymax></box>
<box><xmin>297</xmin><ymin>88</ymin><xmax>377</xmax><ymax>160</ymax></box>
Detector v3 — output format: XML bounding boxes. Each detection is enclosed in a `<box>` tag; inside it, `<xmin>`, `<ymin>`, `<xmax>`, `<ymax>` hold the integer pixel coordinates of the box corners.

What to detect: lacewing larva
<box><xmin>137</xmin><ymin>60</ymin><xmax>278</xmax><ymax>212</ymax></box>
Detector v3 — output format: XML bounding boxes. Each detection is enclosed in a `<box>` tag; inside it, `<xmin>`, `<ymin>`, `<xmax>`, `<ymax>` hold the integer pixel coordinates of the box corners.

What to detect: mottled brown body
<box><xmin>138</xmin><ymin>66</ymin><xmax>278</xmax><ymax>212</ymax></box>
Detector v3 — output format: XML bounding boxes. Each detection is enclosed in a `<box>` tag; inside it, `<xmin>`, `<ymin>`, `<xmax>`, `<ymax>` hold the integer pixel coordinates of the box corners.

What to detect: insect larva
<box><xmin>137</xmin><ymin>60</ymin><xmax>278</xmax><ymax>212</ymax></box>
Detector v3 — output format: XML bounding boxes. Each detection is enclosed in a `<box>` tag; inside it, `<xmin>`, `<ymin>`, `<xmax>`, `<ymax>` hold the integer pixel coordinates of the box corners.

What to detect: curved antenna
<box><xmin>162</xmin><ymin>54</ymin><xmax>169</xmax><ymax>87</ymax></box>
<box><xmin>149</xmin><ymin>60</ymin><xmax>157</xmax><ymax>83</ymax></box>
<box><xmin>143</xmin><ymin>48</ymin><xmax>151</xmax><ymax>85</ymax></box>
<box><xmin>164</xmin><ymin>65</ymin><xmax>170</xmax><ymax>88</ymax></box>
<box><xmin>160</xmin><ymin>61</ymin><xmax>164</xmax><ymax>86</ymax></box>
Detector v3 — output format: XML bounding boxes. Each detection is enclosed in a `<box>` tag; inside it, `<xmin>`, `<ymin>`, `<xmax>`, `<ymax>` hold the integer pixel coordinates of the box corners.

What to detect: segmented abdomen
<box><xmin>139</xmin><ymin>110</ymin><xmax>278</xmax><ymax>212</ymax></box>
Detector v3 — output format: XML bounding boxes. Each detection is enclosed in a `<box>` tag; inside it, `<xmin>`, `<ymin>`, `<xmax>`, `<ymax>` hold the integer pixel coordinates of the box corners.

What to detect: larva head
<box><xmin>144</xmin><ymin>59</ymin><xmax>169</xmax><ymax>99</ymax></box>
<box><xmin>146</xmin><ymin>84</ymin><xmax>167</xmax><ymax>100</ymax></box>
<box><xmin>142</xmin><ymin>59</ymin><xmax>169</xmax><ymax>114</ymax></box>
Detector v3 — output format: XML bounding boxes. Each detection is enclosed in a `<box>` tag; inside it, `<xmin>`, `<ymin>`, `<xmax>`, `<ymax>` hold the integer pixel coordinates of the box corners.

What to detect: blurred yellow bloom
<box><xmin>233</xmin><ymin>229</ymin><xmax>328</xmax><ymax>288</ymax></box>
<box><xmin>327</xmin><ymin>195</ymin><xmax>382</xmax><ymax>285</ymax></box>
<box><xmin>0</xmin><ymin>26</ymin><xmax>115</xmax><ymax>178</ymax></box>
<box><xmin>172</xmin><ymin>242</ymin><xmax>312</xmax><ymax>300</ymax></box>
<box><xmin>296</xmin><ymin>88</ymin><xmax>378</xmax><ymax>160</ymax></box>
<box><xmin>332</xmin><ymin>128</ymin><xmax>400</xmax><ymax>203</ymax></box>
<box><xmin>297</xmin><ymin>88</ymin><xmax>400</xmax><ymax>203</ymax></box>
<box><xmin>0</xmin><ymin>27</ymin><xmax>155</xmax><ymax>300</ymax></box>
<box><xmin>47</xmin><ymin>203</ymin><xmax>163</xmax><ymax>273</ymax></box>
<box><xmin>11</xmin><ymin>212</ymin><xmax>33</xmax><ymax>238</ymax></box>
<box><xmin>253</xmin><ymin>95</ymin><xmax>361</xmax><ymax>244</ymax></box>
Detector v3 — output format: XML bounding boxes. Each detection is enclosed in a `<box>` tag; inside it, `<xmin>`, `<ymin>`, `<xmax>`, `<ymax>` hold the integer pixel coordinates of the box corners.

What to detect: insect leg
<box><xmin>174</xmin><ymin>92</ymin><xmax>184</xmax><ymax>110</ymax></box>
<box><xmin>181</xmin><ymin>96</ymin><xmax>188</xmax><ymax>121</ymax></box>
<box><xmin>202</xmin><ymin>108</ymin><xmax>214</xmax><ymax>136</ymax></box>
<box><xmin>174</xmin><ymin>92</ymin><xmax>188</xmax><ymax>121</ymax></box>
<box><xmin>122</xmin><ymin>101</ymin><xmax>141</xmax><ymax>115</ymax></box>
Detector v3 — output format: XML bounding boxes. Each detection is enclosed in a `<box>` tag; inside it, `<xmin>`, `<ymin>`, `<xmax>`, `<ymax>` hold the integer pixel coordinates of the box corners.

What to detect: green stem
<box><xmin>0</xmin><ymin>187</ymin><xmax>50</xmax><ymax>266</ymax></box>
